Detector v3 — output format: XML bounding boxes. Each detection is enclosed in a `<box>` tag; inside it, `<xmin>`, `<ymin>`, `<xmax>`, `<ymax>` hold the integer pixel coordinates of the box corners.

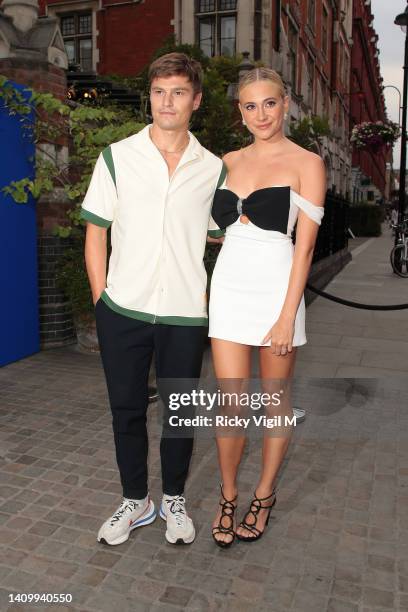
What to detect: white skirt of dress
<box><xmin>208</xmin><ymin>220</ymin><xmax>307</xmax><ymax>347</ymax></box>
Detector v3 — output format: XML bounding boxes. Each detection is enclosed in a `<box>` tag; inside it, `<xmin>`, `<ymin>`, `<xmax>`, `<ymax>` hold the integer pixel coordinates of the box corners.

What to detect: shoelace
<box><xmin>110</xmin><ymin>499</ymin><xmax>140</xmax><ymax>525</ymax></box>
<box><xmin>165</xmin><ymin>495</ymin><xmax>186</xmax><ymax>528</ymax></box>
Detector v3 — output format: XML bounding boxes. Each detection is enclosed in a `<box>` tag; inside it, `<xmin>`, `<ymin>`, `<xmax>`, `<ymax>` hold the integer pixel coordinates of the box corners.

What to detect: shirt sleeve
<box><xmin>207</xmin><ymin>161</ymin><xmax>227</xmax><ymax>238</ymax></box>
<box><xmin>207</xmin><ymin>215</ymin><xmax>225</xmax><ymax>238</ymax></box>
<box><xmin>80</xmin><ymin>148</ymin><xmax>117</xmax><ymax>228</ymax></box>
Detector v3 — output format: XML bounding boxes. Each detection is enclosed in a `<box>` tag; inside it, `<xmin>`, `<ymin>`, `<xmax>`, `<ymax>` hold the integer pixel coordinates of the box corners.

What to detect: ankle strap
<box><xmin>253</xmin><ymin>487</ymin><xmax>276</xmax><ymax>503</ymax></box>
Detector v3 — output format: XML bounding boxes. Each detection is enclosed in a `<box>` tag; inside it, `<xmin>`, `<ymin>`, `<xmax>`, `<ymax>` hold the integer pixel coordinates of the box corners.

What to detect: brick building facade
<box><xmin>276</xmin><ymin>0</ymin><xmax>353</xmax><ymax>197</ymax></box>
<box><xmin>350</xmin><ymin>0</ymin><xmax>388</xmax><ymax>203</ymax></box>
<box><xmin>39</xmin><ymin>0</ymin><xmax>173</xmax><ymax>75</ymax></box>
<box><xmin>35</xmin><ymin>0</ymin><xmax>388</xmax><ymax>199</ymax></box>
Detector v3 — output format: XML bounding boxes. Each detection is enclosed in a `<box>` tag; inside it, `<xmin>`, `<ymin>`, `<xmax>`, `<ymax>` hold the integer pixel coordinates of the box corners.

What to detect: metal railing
<box><xmin>310</xmin><ymin>191</ymin><xmax>350</xmax><ymax>263</ymax></box>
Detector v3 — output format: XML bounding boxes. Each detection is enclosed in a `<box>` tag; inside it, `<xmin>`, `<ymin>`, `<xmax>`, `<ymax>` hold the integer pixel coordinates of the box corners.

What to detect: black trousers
<box><xmin>94</xmin><ymin>299</ymin><xmax>207</xmax><ymax>499</ymax></box>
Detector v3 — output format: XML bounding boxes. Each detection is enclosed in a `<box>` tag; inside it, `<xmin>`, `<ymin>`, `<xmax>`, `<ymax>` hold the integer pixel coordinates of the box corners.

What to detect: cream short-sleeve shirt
<box><xmin>81</xmin><ymin>124</ymin><xmax>224</xmax><ymax>325</ymax></box>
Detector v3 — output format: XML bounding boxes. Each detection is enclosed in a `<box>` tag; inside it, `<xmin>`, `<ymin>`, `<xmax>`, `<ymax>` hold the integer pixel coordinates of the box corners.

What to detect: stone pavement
<box><xmin>1</xmin><ymin>224</ymin><xmax>408</xmax><ymax>612</ymax></box>
<box><xmin>295</xmin><ymin>223</ymin><xmax>408</xmax><ymax>377</ymax></box>
<box><xmin>1</xmin><ymin>349</ymin><xmax>408</xmax><ymax>611</ymax></box>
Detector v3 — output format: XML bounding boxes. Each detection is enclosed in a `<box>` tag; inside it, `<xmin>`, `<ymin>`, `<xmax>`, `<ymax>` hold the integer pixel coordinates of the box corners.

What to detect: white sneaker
<box><xmin>159</xmin><ymin>494</ymin><xmax>195</xmax><ymax>545</ymax></box>
<box><xmin>97</xmin><ymin>496</ymin><xmax>156</xmax><ymax>546</ymax></box>
<box><xmin>293</xmin><ymin>407</ymin><xmax>306</xmax><ymax>424</ymax></box>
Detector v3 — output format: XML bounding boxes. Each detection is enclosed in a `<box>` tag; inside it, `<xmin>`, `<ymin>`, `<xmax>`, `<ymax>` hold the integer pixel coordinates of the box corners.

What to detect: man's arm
<box><xmin>85</xmin><ymin>223</ymin><xmax>108</xmax><ymax>305</ymax></box>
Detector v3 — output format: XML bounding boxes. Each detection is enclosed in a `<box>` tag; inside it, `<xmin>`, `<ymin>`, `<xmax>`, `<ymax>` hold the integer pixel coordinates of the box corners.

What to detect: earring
<box><xmin>284</xmin><ymin>113</ymin><xmax>288</xmax><ymax>120</ymax></box>
<box><xmin>242</xmin><ymin>119</ymin><xmax>246</xmax><ymax>126</ymax></box>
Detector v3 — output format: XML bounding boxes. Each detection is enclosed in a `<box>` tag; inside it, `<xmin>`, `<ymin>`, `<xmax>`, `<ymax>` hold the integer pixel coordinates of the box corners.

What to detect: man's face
<box><xmin>150</xmin><ymin>75</ymin><xmax>202</xmax><ymax>131</ymax></box>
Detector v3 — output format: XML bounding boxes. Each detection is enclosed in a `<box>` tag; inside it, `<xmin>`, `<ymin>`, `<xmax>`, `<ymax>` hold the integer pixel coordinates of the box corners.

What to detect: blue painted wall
<box><xmin>0</xmin><ymin>81</ymin><xmax>39</xmax><ymax>366</ymax></box>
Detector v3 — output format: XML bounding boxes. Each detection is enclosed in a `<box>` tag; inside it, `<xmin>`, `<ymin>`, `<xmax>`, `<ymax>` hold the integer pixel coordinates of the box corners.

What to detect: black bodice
<box><xmin>211</xmin><ymin>186</ymin><xmax>291</xmax><ymax>233</ymax></box>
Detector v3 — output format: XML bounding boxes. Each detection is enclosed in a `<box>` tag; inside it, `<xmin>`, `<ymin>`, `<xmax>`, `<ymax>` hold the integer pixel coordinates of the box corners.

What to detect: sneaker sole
<box><xmin>159</xmin><ymin>505</ymin><xmax>195</xmax><ymax>545</ymax></box>
<box><xmin>98</xmin><ymin>502</ymin><xmax>157</xmax><ymax>546</ymax></box>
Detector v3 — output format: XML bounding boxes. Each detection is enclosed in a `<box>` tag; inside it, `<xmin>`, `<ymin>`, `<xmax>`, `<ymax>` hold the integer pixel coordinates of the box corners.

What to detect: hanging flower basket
<box><xmin>350</xmin><ymin>120</ymin><xmax>400</xmax><ymax>153</ymax></box>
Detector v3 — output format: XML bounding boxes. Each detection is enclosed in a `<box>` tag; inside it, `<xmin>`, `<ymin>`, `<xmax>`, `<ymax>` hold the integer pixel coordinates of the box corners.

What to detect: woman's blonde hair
<box><xmin>238</xmin><ymin>67</ymin><xmax>286</xmax><ymax>98</ymax></box>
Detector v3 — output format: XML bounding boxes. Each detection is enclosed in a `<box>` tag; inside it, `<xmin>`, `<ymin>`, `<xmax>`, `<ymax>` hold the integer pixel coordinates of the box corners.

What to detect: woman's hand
<box><xmin>261</xmin><ymin>314</ymin><xmax>295</xmax><ymax>355</ymax></box>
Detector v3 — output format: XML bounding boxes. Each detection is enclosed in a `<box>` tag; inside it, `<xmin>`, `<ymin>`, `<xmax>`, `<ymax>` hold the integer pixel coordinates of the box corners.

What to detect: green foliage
<box><xmin>0</xmin><ymin>75</ymin><xmax>34</xmax><ymax>116</ymax></box>
<box><xmin>208</xmin><ymin>55</ymin><xmax>241</xmax><ymax>85</ymax></box>
<box><xmin>289</xmin><ymin>115</ymin><xmax>331</xmax><ymax>152</ymax></box>
<box><xmin>0</xmin><ymin>74</ymin><xmax>145</xmax><ymax>222</ymax></box>
<box><xmin>193</xmin><ymin>68</ymin><xmax>236</xmax><ymax>155</ymax></box>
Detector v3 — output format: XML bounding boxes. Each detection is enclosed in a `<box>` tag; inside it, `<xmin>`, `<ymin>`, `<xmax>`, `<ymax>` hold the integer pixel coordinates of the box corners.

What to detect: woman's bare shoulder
<box><xmin>222</xmin><ymin>146</ymin><xmax>250</xmax><ymax>168</ymax></box>
<box><xmin>286</xmin><ymin>140</ymin><xmax>323</xmax><ymax>164</ymax></box>
<box><xmin>297</xmin><ymin>149</ymin><xmax>325</xmax><ymax>176</ymax></box>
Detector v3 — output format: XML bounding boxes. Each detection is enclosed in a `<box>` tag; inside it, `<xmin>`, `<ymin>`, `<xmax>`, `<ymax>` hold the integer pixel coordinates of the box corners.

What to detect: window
<box><xmin>196</xmin><ymin>0</ymin><xmax>237</xmax><ymax>57</ymax></box>
<box><xmin>308</xmin><ymin>0</ymin><xmax>315</xmax><ymax>30</ymax></box>
<box><xmin>288</xmin><ymin>21</ymin><xmax>298</xmax><ymax>94</ymax></box>
<box><xmin>254</xmin><ymin>0</ymin><xmax>262</xmax><ymax>61</ymax></box>
<box><xmin>322</xmin><ymin>5</ymin><xmax>328</xmax><ymax>57</ymax></box>
<box><xmin>60</xmin><ymin>12</ymin><xmax>92</xmax><ymax>71</ymax></box>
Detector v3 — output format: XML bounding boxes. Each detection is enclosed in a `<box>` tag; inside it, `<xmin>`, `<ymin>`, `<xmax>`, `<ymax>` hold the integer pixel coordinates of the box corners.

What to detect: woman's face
<box><xmin>239</xmin><ymin>80</ymin><xmax>289</xmax><ymax>141</ymax></box>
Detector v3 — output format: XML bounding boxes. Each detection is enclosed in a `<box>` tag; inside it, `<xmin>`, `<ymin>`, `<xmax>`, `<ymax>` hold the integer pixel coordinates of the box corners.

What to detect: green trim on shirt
<box><xmin>102</xmin><ymin>146</ymin><xmax>116</xmax><ymax>188</ymax></box>
<box><xmin>80</xmin><ymin>208</ymin><xmax>112</xmax><ymax>228</ymax></box>
<box><xmin>101</xmin><ymin>291</ymin><xmax>208</xmax><ymax>326</ymax></box>
<box><xmin>207</xmin><ymin>229</ymin><xmax>225</xmax><ymax>238</ymax></box>
<box><xmin>216</xmin><ymin>161</ymin><xmax>227</xmax><ymax>189</ymax></box>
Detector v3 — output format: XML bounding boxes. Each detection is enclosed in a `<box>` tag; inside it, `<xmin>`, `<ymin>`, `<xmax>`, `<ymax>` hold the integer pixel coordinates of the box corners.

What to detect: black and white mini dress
<box><xmin>208</xmin><ymin>178</ymin><xmax>325</xmax><ymax>347</ymax></box>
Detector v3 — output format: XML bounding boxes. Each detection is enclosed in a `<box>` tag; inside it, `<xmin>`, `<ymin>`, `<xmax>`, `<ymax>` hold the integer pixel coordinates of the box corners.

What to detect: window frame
<box><xmin>195</xmin><ymin>0</ymin><xmax>237</xmax><ymax>57</ymax></box>
<box><xmin>59</xmin><ymin>11</ymin><xmax>93</xmax><ymax>71</ymax></box>
<box><xmin>254</xmin><ymin>0</ymin><xmax>262</xmax><ymax>61</ymax></box>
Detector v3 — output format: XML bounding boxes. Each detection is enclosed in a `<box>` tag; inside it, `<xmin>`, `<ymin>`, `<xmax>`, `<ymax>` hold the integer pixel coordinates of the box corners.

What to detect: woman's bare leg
<box><xmin>235</xmin><ymin>347</ymin><xmax>296</xmax><ymax>538</ymax></box>
<box><xmin>211</xmin><ymin>338</ymin><xmax>252</xmax><ymax>544</ymax></box>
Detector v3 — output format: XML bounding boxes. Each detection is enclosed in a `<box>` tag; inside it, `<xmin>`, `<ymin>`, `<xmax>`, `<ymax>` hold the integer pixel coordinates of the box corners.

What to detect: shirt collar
<box><xmin>133</xmin><ymin>124</ymin><xmax>204</xmax><ymax>163</ymax></box>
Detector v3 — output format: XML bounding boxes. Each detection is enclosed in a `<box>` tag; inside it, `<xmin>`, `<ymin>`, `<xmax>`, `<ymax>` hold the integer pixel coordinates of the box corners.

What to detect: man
<box><xmin>81</xmin><ymin>53</ymin><xmax>223</xmax><ymax>546</ymax></box>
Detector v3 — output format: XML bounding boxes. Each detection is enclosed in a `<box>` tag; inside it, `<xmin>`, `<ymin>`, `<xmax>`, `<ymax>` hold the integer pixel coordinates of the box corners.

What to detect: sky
<box><xmin>371</xmin><ymin>0</ymin><xmax>405</xmax><ymax>167</ymax></box>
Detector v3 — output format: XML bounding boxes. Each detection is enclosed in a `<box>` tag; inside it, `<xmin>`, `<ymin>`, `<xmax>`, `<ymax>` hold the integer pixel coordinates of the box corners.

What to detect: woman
<box><xmin>208</xmin><ymin>68</ymin><xmax>326</xmax><ymax>547</ymax></box>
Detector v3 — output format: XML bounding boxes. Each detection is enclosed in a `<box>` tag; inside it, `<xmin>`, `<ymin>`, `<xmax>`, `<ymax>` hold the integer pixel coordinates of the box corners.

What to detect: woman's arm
<box><xmin>261</xmin><ymin>154</ymin><xmax>326</xmax><ymax>352</ymax></box>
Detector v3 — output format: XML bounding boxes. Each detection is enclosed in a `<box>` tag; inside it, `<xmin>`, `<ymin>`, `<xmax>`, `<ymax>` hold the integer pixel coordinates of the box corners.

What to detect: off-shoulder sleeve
<box><xmin>291</xmin><ymin>190</ymin><xmax>324</xmax><ymax>225</ymax></box>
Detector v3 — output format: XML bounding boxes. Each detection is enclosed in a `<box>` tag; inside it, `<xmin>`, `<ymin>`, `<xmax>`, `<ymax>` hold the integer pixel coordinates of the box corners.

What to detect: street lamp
<box><xmin>394</xmin><ymin>2</ymin><xmax>408</xmax><ymax>236</ymax></box>
<box><xmin>227</xmin><ymin>51</ymin><xmax>254</xmax><ymax>100</ymax></box>
<box><xmin>238</xmin><ymin>51</ymin><xmax>254</xmax><ymax>78</ymax></box>
<box><xmin>383</xmin><ymin>84</ymin><xmax>402</xmax><ymax>127</ymax></box>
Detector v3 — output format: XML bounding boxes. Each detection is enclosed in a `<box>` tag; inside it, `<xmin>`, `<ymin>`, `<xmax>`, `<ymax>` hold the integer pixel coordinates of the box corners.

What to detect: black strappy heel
<box><xmin>236</xmin><ymin>487</ymin><xmax>276</xmax><ymax>542</ymax></box>
<box><xmin>212</xmin><ymin>483</ymin><xmax>237</xmax><ymax>549</ymax></box>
